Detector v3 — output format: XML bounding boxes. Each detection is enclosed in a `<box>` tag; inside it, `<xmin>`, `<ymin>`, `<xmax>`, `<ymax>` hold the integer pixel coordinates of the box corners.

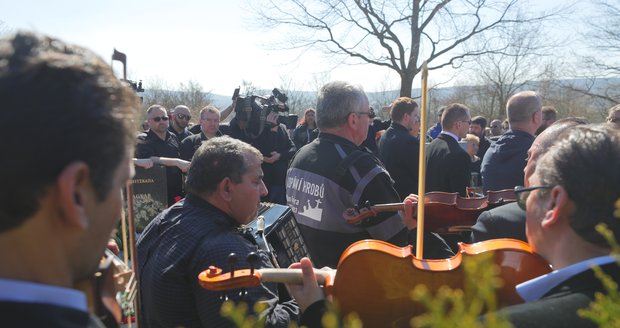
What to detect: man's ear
<box><xmin>541</xmin><ymin>185</ymin><xmax>571</xmax><ymax>229</ymax></box>
<box><xmin>346</xmin><ymin>112</ymin><xmax>357</xmax><ymax>129</ymax></box>
<box><xmin>218</xmin><ymin>177</ymin><xmax>234</xmax><ymax>202</ymax></box>
<box><xmin>56</xmin><ymin>162</ymin><xmax>91</xmax><ymax>229</ymax></box>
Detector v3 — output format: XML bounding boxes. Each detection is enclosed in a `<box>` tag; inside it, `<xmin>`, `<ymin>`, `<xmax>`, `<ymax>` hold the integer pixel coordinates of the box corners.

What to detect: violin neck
<box><xmin>257</xmin><ymin>268</ymin><xmax>334</xmax><ymax>285</ymax></box>
<box><xmin>370</xmin><ymin>203</ymin><xmax>405</xmax><ymax>213</ymax></box>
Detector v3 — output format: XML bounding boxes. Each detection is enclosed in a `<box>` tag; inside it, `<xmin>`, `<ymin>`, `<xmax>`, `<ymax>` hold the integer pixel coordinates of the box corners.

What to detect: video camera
<box><xmin>234</xmin><ymin>88</ymin><xmax>297</xmax><ymax>138</ymax></box>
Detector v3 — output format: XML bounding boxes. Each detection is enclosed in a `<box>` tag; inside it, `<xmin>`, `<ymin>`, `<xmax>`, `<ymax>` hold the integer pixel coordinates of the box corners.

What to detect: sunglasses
<box><xmin>176</xmin><ymin>113</ymin><xmax>191</xmax><ymax>121</ymax></box>
<box><xmin>151</xmin><ymin>116</ymin><xmax>169</xmax><ymax>122</ymax></box>
<box><xmin>514</xmin><ymin>185</ymin><xmax>554</xmax><ymax>210</ymax></box>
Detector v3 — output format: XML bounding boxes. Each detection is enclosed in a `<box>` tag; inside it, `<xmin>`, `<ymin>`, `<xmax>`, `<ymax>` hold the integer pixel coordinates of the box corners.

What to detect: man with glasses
<box><xmin>378</xmin><ymin>97</ymin><xmax>422</xmax><ymax>199</ymax></box>
<box><xmin>470</xmin><ymin>117</ymin><xmax>588</xmax><ymax>243</ymax></box>
<box><xmin>425</xmin><ymin>103</ymin><xmax>472</xmax><ymax>197</ymax></box>
<box><xmin>137</xmin><ymin>104</ymin><xmax>190</xmax><ymax>206</ymax></box>
<box><xmin>491</xmin><ymin>124</ymin><xmax>620</xmax><ymax>327</ymax></box>
<box><xmin>169</xmin><ymin>105</ymin><xmax>194</xmax><ymax>142</ymax></box>
<box><xmin>481</xmin><ymin>91</ymin><xmax>543</xmax><ymax>193</ymax></box>
<box><xmin>286</xmin><ymin>81</ymin><xmax>452</xmax><ymax>268</ymax></box>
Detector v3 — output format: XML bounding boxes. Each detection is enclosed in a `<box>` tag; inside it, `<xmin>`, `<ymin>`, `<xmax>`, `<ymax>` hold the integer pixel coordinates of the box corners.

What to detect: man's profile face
<box><xmin>524</xmin><ymin>170</ymin><xmax>548</xmax><ymax>255</ymax></box>
<box><xmin>457</xmin><ymin>113</ymin><xmax>472</xmax><ymax>139</ymax></box>
<box><xmin>147</xmin><ymin>108</ymin><xmax>169</xmax><ymax>135</ymax></box>
<box><xmin>469</xmin><ymin>123</ymin><xmax>484</xmax><ymax>138</ymax></box>
<box><xmin>201</xmin><ymin>111</ymin><xmax>220</xmax><ymax>137</ymax></box>
<box><xmin>75</xmin><ymin>155</ymin><xmax>133</xmax><ymax>280</ymax></box>
<box><xmin>353</xmin><ymin>99</ymin><xmax>371</xmax><ymax>145</ymax></box>
<box><xmin>409</xmin><ymin>108</ymin><xmax>421</xmax><ymax>137</ymax></box>
<box><xmin>228</xmin><ymin>154</ymin><xmax>268</xmax><ymax>225</ymax></box>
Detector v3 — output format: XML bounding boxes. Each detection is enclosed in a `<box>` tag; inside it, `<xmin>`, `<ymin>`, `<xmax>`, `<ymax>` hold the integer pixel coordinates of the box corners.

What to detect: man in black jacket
<box><xmin>425</xmin><ymin>103</ymin><xmax>472</xmax><ymax>197</ymax></box>
<box><xmin>378</xmin><ymin>97</ymin><xmax>421</xmax><ymax>199</ymax></box>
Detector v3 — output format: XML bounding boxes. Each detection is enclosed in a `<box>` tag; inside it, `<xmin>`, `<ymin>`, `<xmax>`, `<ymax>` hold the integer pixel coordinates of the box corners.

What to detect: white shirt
<box><xmin>0</xmin><ymin>278</ymin><xmax>87</xmax><ymax>312</ymax></box>
<box><xmin>516</xmin><ymin>255</ymin><xmax>618</xmax><ymax>302</ymax></box>
<box><xmin>441</xmin><ymin>131</ymin><xmax>460</xmax><ymax>142</ymax></box>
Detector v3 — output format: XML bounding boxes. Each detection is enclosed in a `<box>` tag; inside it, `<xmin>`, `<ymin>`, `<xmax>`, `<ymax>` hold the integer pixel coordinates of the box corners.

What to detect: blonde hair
<box><xmin>464</xmin><ymin>133</ymin><xmax>480</xmax><ymax>144</ymax></box>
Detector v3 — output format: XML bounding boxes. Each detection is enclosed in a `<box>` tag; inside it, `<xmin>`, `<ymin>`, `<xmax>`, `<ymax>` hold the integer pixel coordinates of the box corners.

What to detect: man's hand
<box><xmin>286</xmin><ymin>257</ymin><xmax>326</xmax><ymax>313</ymax></box>
<box><xmin>107</xmin><ymin>238</ymin><xmax>120</xmax><ymax>255</ymax></box>
<box><xmin>263</xmin><ymin>151</ymin><xmax>281</xmax><ymax>164</ymax></box>
<box><xmin>266</xmin><ymin>112</ymin><xmax>279</xmax><ymax>126</ymax></box>
<box><xmin>176</xmin><ymin>159</ymin><xmax>191</xmax><ymax>173</ymax></box>
<box><xmin>401</xmin><ymin>194</ymin><xmax>419</xmax><ymax>230</ymax></box>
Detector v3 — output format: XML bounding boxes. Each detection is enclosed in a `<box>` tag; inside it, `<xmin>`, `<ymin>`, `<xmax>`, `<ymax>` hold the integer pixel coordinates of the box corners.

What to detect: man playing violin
<box><xmin>137</xmin><ymin>136</ymin><xmax>301</xmax><ymax>327</ymax></box>
<box><xmin>286</xmin><ymin>81</ymin><xmax>452</xmax><ymax>269</ymax></box>
<box><xmin>0</xmin><ymin>32</ymin><xmax>138</xmax><ymax>327</ymax></box>
<box><xmin>288</xmin><ymin>124</ymin><xmax>620</xmax><ymax>328</ymax></box>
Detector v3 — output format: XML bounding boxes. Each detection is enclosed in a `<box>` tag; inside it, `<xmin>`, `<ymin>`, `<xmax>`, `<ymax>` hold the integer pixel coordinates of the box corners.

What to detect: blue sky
<box><xmin>3</xmin><ymin>0</ymin><xmax>579</xmax><ymax>95</ymax></box>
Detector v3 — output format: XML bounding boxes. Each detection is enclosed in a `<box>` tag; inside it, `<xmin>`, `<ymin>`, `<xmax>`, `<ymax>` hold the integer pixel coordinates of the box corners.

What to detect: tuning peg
<box><xmin>363</xmin><ymin>200</ymin><xmax>371</xmax><ymax>209</ymax></box>
<box><xmin>247</xmin><ymin>252</ymin><xmax>259</xmax><ymax>275</ymax></box>
<box><xmin>219</xmin><ymin>293</ymin><xmax>229</xmax><ymax>302</ymax></box>
<box><xmin>228</xmin><ymin>253</ymin><xmax>238</xmax><ymax>277</ymax></box>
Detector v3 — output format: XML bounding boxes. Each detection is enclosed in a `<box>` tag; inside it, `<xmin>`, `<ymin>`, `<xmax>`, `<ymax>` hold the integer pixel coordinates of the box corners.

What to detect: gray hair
<box><xmin>316</xmin><ymin>81</ymin><xmax>368</xmax><ymax>130</ymax></box>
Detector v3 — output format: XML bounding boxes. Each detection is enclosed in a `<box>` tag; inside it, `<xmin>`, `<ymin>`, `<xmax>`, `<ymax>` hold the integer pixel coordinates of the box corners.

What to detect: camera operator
<box><xmin>227</xmin><ymin>90</ymin><xmax>296</xmax><ymax>205</ymax></box>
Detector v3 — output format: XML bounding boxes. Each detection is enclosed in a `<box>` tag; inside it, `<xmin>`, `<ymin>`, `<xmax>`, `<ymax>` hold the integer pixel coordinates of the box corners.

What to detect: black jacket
<box><xmin>425</xmin><ymin>133</ymin><xmax>471</xmax><ymax>197</ymax></box>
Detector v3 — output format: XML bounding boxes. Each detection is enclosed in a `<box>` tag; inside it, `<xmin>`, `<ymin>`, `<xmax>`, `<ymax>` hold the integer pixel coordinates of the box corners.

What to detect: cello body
<box><xmin>330</xmin><ymin>238</ymin><xmax>550</xmax><ymax>327</ymax></box>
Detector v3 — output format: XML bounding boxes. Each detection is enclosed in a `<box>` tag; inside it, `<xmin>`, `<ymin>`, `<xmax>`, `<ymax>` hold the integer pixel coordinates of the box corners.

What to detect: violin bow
<box><xmin>416</xmin><ymin>61</ymin><xmax>429</xmax><ymax>259</ymax></box>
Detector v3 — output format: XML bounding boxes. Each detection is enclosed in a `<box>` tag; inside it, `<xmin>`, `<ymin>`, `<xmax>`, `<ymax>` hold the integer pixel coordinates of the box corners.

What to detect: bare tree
<box><xmin>142</xmin><ymin>78</ymin><xmax>212</xmax><ymax>120</ymax></box>
<box><xmin>0</xmin><ymin>20</ymin><xmax>11</xmax><ymax>36</ymax></box>
<box><xmin>252</xmin><ymin>0</ymin><xmax>563</xmax><ymax>97</ymax></box>
<box><xmin>561</xmin><ymin>0</ymin><xmax>620</xmax><ymax>115</ymax></box>
<box><xmin>463</xmin><ymin>20</ymin><xmax>558</xmax><ymax>119</ymax></box>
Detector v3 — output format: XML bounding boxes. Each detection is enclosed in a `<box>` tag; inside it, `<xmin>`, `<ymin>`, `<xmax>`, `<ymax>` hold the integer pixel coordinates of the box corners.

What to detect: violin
<box><xmin>75</xmin><ymin>250</ymin><xmax>137</xmax><ymax>328</ymax></box>
<box><xmin>344</xmin><ymin>190</ymin><xmax>516</xmax><ymax>232</ymax></box>
<box><xmin>199</xmin><ymin>238</ymin><xmax>551</xmax><ymax>328</ymax></box>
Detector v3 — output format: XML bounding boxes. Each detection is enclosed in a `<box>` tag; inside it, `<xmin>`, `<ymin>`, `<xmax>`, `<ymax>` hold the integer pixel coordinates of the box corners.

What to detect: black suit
<box><xmin>494</xmin><ymin>262</ymin><xmax>620</xmax><ymax>327</ymax></box>
<box><xmin>425</xmin><ymin>133</ymin><xmax>471</xmax><ymax>196</ymax></box>
<box><xmin>378</xmin><ymin>122</ymin><xmax>420</xmax><ymax>199</ymax></box>
<box><xmin>470</xmin><ymin>202</ymin><xmax>526</xmax><ymax>243</ymax></box>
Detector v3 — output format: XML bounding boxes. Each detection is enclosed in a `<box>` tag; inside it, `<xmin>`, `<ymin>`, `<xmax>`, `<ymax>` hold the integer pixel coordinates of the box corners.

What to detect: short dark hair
<box><xmin>185</xmin><ymin>136</ymin><xmax>263</xmax><ymax>196</ymax></box>
<box><xmin>541</xmin><ymin>106</ymin><xmax>557</xmax><ymax>121</ymax></box>
<box><xmin>536</xmin><ymin>124</ymin><xmax>620</xmax><ymax>247</ymax></box>
<box><xmin>0</xmin><ymin>32</ymin><xmax>138</xmax><ymax>232</ymax></box>
<box><xmin>441</xmin><ymin>103</ymin><xmax>470</xmax><ymax>129</ymax></box>
<box><xmin>390</xmin><ymin>97</ymin><xmax>418</xmax><ymax>122</ymax></box>
<box><xmin>471</xmin><ymin>116</ymin><xmax>487</xmax><ymax>129</ymax></box>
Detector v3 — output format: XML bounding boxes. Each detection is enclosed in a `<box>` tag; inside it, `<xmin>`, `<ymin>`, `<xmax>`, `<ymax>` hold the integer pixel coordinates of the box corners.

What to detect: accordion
<box><xmin>247</xmin><ymin>202</ymin><xmax>310</xmax><ymax>268</ymax></box>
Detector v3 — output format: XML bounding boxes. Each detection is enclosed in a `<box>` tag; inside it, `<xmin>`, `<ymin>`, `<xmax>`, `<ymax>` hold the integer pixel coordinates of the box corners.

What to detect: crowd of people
<box><xmin>1</xmin><ymin>30</ymin><xmax>620</xmax><ymax>328</ymax></box>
